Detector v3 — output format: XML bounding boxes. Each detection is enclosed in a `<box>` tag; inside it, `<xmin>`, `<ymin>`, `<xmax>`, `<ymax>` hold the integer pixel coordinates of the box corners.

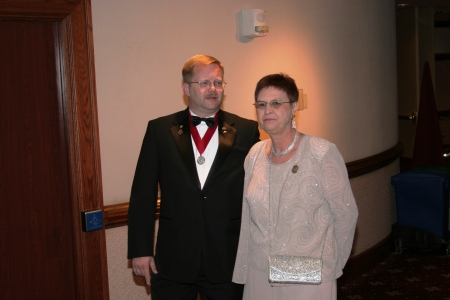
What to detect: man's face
<box><xmin>183</xmin><ymin>64</ymin><xmax>224</xmax><ymax>117</ymax></box>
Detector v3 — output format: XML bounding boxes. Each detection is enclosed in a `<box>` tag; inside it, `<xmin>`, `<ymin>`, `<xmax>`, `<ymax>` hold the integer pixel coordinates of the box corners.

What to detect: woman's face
<box><xmin>255</xmin><ymin>86</ymin><xmax>297</xmax><ymax>135</ymax></box>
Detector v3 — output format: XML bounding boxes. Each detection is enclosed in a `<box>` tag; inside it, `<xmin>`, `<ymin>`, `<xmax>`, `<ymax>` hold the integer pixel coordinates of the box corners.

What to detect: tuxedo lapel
<box><xmin>203</xmin><ymin>112</ymin><xmax>236</xmax><ymax>190</ymax></box>
<box><xmin>170</xmin><ymin>109</ymin><xmax>201</xmax><ymax>189</ymax></box>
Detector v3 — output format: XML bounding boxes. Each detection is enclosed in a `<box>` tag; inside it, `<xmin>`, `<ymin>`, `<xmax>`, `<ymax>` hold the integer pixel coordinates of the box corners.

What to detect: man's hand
<box><xmin>131</xmin><ymin>256</ymin><xmax>158</xmax><ymax>286</ymax></box>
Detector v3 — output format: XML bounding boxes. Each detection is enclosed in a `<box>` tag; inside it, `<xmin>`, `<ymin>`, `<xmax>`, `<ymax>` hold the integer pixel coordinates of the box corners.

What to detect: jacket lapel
<box><xmin>203</xmin><ymin>111</ymin><xmax>236</xmax><ymax>190</ymax></box>
<box><xmin>171</xmin><ymin>109</ymin><xmax>201</xmax><ymax>189</ymax></box>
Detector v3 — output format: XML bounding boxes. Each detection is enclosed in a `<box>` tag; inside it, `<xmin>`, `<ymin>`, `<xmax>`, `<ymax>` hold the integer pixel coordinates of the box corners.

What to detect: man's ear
<box><xmin>182</xmin><ymin>83</ymin><xmax>190</xmax><ymax>97</ymax></box>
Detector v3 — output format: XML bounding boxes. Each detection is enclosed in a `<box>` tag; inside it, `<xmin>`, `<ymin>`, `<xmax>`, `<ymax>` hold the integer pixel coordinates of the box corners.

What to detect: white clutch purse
<box><xmin>268</xmin><ymin>255</ymin><xmax>322</xmax><ymax>285</ymax></box>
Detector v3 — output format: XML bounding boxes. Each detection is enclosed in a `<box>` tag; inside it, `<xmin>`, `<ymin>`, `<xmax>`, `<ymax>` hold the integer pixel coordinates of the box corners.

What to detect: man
<box><xmin>128</xmin><ymin>54</ymin><xmax>260</xmax><ymax>299</ymax></box>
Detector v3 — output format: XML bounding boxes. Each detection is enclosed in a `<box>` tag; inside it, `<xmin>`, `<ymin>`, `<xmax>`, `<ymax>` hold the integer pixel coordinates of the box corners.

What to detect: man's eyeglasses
<box><xmin>253</xmin><ymin>99</ymin><xmax>292</xmax><ymax>109</ymax></box>
<box><xmin>187</xmin><ymin>80</ymin><xmax>226</xmax><ymax>89</ymax></box>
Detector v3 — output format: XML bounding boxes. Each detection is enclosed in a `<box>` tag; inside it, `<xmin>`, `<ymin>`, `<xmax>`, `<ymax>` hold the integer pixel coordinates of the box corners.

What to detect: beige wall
<box><xmin>350</xmin><ymin>161</ymin><xmax>399</xmax><ymax>254</ymax></box>
<box><xmin>91</xmin><ymin>0</ymin><xmax>398</xmax><ymax>206</ymax></box>
<box><xmin>91</xmin><ymin>0</ymin><xmax>399</xmax><ymax>299</ymax></box>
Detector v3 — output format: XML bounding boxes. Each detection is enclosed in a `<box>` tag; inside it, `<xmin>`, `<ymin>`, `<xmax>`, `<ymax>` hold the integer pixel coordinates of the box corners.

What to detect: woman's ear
<box><xmin>292</xmin><ymin>101</ymin><xmax>299</xmax><ymax>113</ymax></box>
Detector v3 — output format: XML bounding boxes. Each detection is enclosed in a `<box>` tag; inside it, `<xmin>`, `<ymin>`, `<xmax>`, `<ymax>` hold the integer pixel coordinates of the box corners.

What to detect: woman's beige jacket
<box><xmin>232</xmin><ymin>135</ymin><xmax>358</xmax><ymax>284</ymax></box>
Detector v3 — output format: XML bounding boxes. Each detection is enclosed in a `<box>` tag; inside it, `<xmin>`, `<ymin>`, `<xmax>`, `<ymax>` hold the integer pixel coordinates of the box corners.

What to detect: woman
<box><xmin>232</xmin><ymin>73</ymin><xmax>358</xmax><ymax>299</ymax></box>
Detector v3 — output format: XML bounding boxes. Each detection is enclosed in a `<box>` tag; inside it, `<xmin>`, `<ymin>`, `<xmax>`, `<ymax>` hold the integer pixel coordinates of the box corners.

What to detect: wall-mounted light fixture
<box><xmin>398</xmin><ymin>111</ymin><xmax>417</xmax><ymax>124</ymax></box>
<box><xmin>240</xmin><ymin>9</ymin><xmax>269</xmax><ymax>38</ymax></box>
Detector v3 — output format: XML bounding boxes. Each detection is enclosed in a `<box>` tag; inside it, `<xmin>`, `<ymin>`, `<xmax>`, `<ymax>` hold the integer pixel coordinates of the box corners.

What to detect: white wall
<box><xmin>91</xmin><ymin>0</ymin><xmax>398</xmax><ymax>205</ymax></box>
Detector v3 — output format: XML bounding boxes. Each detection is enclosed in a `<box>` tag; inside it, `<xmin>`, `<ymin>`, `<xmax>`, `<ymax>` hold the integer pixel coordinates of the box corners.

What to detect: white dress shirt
<box><xmin>190</xmin><ymin>112</ymin><xmax>218</xmax><ymax>189</ymax></box>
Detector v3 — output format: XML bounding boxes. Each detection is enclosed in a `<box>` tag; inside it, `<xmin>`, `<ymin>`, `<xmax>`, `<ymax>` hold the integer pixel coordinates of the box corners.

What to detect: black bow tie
<box><xmin>191</xmin><ymin>116</ymin><xmax>216</xmax><ymax>128</ymax></box>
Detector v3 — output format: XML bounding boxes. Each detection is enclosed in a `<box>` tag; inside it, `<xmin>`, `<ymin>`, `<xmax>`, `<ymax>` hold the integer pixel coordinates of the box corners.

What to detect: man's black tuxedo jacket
<box><xmin>128</xmin><ymin>108</ymin><xmax>260</xmax><ymax>284</ymax></box>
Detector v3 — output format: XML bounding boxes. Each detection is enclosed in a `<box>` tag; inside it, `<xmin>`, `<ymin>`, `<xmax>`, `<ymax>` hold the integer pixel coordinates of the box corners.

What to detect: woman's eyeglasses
<box><xmin>253</xmin><ymin>99</ymin><xmax>292</xmax><ymax>109</ymax></box>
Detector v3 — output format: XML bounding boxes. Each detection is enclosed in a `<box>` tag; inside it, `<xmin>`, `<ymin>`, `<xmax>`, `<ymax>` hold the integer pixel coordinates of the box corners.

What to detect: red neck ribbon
<box><xmin>189</xmin><ymin>113</ymin><xmax>218</xmax><ymax>155</ymax></box>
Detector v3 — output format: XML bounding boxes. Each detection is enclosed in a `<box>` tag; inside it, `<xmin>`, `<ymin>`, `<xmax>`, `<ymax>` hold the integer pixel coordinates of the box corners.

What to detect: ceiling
<box><xmin>396</xmin><ymin>0</ymin><xmax>450</xmax><ymax>24</ymax></box>
<box><xmin>396</xmin><ymin>1</ymin><xmax>450</xmax><ymax>11</ymax></box>
<box><xmin>396</xmin><ymin>0</ymin><xmax>450</xmax><ymax>8</ymax></box>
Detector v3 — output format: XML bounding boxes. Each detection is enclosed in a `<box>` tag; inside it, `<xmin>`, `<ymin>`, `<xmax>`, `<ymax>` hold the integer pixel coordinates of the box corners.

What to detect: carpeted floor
<box><xmin>337</xmin><ymin>249</ymin><xmax>450</xmax><ymax>299</ymax></box>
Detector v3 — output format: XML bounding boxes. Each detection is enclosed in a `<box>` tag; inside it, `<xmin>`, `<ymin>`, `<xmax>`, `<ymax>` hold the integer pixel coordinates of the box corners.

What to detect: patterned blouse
<box><xmin>233</xmin><ymin>135</ymin><xmax>358</xmax><ymax>284</ymax></box>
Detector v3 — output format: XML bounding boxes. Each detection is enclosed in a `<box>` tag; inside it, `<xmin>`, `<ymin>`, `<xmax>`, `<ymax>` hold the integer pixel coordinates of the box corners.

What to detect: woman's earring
<box><xmin>291</xmin><ymin>116</ymin><xmax>296</xmax><ymax>129</ymax></box>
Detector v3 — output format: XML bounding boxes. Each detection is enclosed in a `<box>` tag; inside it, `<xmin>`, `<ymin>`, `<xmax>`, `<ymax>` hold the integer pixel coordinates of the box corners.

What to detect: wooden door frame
<box><xmin>0</xmin><ymin>1</ymin><xmax>109</xmax><ymax>298</ymax></box>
